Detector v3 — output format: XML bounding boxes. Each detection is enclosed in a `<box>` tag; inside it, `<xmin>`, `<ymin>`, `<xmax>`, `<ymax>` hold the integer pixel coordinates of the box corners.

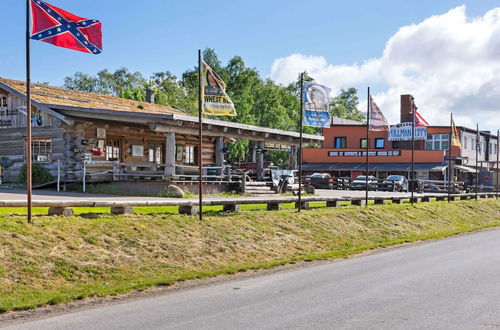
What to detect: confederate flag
<box><xmin>30</xmin><ymin>0</ymin><xmax>102</xmax><ymax>54</ymax></box>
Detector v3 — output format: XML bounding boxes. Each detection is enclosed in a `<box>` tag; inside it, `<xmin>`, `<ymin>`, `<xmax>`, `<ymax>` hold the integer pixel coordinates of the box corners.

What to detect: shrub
<box><xmin>18</xmin><ymin>163</ymin><xmax>53</xmax><ymax>186</ymax></box>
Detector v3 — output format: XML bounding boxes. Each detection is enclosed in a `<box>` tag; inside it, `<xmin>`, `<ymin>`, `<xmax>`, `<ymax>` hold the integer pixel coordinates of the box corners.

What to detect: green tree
<box><xmin>329</xmin><ymin>87</ymin><xmax>365</xmax><ymax>122</ymax></box>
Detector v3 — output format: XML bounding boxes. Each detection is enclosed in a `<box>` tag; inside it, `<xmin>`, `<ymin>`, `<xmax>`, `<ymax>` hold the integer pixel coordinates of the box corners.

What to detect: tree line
<box><xmin>63</xmin><ymin>48</ymin><xmax>364</xmax><ymax>165</ymax></box>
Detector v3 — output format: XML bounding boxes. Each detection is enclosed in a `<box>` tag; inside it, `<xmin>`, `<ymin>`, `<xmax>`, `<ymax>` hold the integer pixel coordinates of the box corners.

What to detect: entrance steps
<box><xmin>244</xmin><ymin>181</ymin><xmax>277</xmax><ymax>196</ymax></box>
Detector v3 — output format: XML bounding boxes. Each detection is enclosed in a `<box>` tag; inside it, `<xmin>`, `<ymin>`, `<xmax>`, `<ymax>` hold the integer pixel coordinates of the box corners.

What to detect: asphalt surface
<box><xmin>0</xmin><ymin>188</ymin><xmax>420</xmax><ymax>202</ymax></box>
<box><xmin>4</xmin><ymin>229</ymin><xmax>500</xmax><ymax>330</ymax></box>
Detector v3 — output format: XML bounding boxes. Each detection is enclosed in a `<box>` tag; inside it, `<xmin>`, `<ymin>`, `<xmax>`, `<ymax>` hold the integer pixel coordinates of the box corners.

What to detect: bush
<box><xmin>18</xmin><ymin>163</ymin><xmax>53</xmax><ymax>186</ymax></box>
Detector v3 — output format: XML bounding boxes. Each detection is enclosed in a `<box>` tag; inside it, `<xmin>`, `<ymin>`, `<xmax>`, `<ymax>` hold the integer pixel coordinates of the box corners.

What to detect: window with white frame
<box><xmin>105</xmin><ymin>140</ymin><xmax>120</xmax><ymax>161</ymax></box>
<box><xmin>32</xmin><ymin>138</ymin><xmax>52</xmax><ymax>163</ymax></box>
<box><xmin>425</xmin><ymin>134</ymin><xmax>450</xmax><ymax>150</ymax></box>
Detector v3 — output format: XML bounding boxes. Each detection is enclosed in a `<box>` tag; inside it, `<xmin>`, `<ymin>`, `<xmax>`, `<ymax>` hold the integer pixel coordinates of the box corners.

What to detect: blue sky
<box><xmin>1</xmin><ymin>0</ymin><xmax>500</xmax><ymax>130</ymax></box>
<box><xmin>1</xmin><ymin>0</ymin><xmax>497</xmax><ymax>84</ymax></box>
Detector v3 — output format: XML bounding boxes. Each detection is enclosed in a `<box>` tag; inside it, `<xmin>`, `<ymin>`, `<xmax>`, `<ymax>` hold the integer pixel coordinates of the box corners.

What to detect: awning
<box><xmin>453</xmin><ymin>165</ymin><xmax>476</xmax><ymax>173</ymax></box>
<box><xmin>302</xmin><ymin>163</ymin><xmax>447</xmax><ymax>172</ymax></box>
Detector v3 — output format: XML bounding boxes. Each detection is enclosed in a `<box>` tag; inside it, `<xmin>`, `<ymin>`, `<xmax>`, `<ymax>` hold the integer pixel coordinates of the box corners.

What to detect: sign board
<box><xmin>328</xmin><ymin>150</ymin><xmax>401</xmax><ymax>157</ymax></box>
<box><xmin>96</xmin><ymin>128</ymin><xmax>106</xmax><ymax>139</ymax></box>
<box><xmin>132</xmin><ymin>145</ymin><xmax>144</xmax><ymax>157</ymax></box>
<box><xmin>388</xmin><ymin>122</ymin><xmax>427</xmax><ymax>141</ymax></box>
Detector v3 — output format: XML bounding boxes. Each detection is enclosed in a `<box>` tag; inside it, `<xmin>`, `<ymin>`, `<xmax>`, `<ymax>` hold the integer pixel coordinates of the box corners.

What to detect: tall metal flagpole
<box><xmin>197</xmin><ymin>50</ymin><xmax>203</xmax><ymax>220</ymax></box>
<box><xmin>475</xmin><ymin>123</ymin><xmax>479</xmax><ymax>201</ymax></box>
<box><xmin>447</xmin><ymin>113</ymin><xmax>453</xmax><ymax>203</ymax></box>
<box><xmin>365</xmin><ymin>87</ymin><xmax>370</xmax><ymax>207</ymax></box>
<box><xmin>410</xmin><ymin>100</ymin><xmax>415</xmax><ymax>205</ymax></box>
<box><xmin>496</xmin><ymin>129</ymin><xmax>499</xmax><ymax>199</ymax></box>
<box><xmin>298</xmin><ymin>73</ymin><xmax>304</xmax><ymax>212</ymax></box>
<box><xmin>26</xmin><ymin>0</ymin><xmax>33</xmax><ymax>224</ymax></box>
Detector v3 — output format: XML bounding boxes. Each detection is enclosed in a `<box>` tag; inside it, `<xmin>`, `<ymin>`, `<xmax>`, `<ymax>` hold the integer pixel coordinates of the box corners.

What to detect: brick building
<box><xmin>303</xmin><ymin>95</ymin><xmax>499</xmax><ymax>187</ymax></box>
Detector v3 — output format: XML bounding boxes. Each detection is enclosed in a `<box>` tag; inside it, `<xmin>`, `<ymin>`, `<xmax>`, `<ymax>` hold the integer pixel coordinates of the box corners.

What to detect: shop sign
<box><xmin>388</xmin><ymin>122</ymin><xmax>427</xmax><ymax>141</ymax></box>
<box><xmin>328</xmin><ymin>150</ymin><xmax>401</xmax><ymax>157</ymax></box>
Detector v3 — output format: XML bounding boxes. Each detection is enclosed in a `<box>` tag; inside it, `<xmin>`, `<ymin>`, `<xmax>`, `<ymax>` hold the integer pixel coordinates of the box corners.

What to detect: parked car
<box><xmin>308</xmin><ymin>173</ymin><xmax>335</xmax><ymax>189</ymax></box>
<box><xmin>348</xmin><ymin>175</ymin><xmax>378</xmax><ymax>190</ymax></box>
<box><xmin>380</xmin><ymin>175</ymin><xmax>408</xmax><ymax>192</ymax></box>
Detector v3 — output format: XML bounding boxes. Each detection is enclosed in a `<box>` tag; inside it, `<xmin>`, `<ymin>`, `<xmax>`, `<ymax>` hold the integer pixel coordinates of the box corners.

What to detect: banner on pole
<box><xmin>303</xmin><ymin>82</ymin><xmax>330</xmax><ymax>127</ymax></box>
<box><xmin>388</xmin><ymin>122</ymin><xmax>427</xmax><ymax>141</ymax></box>
<box><xmin>201</xmin><ymin>60</ymin><xmax>236</xmax><ymax>116</ymax></box>
<box><xmin>369</xmin><ymin>96</ymin><xmax>390</xmax><ymax>131</ymax></box>
<box><xmin>451</xmin><ymin>118</ymin><xmax>461</xmax><ymax>147</ymax></box>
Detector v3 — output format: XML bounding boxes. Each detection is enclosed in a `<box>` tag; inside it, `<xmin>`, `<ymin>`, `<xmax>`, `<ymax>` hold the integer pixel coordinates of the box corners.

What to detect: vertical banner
<box><xmin>369</xmin><ymin>96</ymin><xmax>390</xmax><ymax>131</ymax></box>
<box><xmin>302</xmin><ymin>82</ymin><xmax>331</xmax><ymax>127</ymax></box>
<box><xmin>200</xmin><ymin>60</ymin><xmax>236</xmax><ymax>116</ymax></box>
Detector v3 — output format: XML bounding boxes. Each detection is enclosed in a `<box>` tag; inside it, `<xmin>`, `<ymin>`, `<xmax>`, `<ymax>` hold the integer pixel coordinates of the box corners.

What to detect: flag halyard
<box><xmin>30</xmin><ymin>0</ymin><xmax>102</xmax><ymax>54</ymax></box>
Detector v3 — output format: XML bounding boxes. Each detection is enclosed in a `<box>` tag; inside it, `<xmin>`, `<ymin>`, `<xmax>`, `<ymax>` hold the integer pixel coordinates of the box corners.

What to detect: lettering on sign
<box><xmin>328</xmin><ymin>150</ymin><xmax>401</xmax><ymax>157</ymax></box>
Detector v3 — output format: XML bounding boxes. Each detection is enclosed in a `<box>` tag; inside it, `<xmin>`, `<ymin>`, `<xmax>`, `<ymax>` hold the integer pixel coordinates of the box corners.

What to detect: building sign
<box><xmin>264</xmin><ymin>143</ymin><xmax>290</xmax><ymax>151</ymax></box>
<box><xmin>388</xmin><ymin>122</ymin><xmax>427</xmax><ymax>141</ymax></box>
<box><xmin>328</xmin><ymin>150</ymin><xmax>401</xmax><ymax>157</ymax></box>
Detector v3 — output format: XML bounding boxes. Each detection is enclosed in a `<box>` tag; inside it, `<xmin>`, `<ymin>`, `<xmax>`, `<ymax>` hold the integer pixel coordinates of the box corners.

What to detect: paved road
<box><xmin>4</xmin><ymin>229</ymin><xmax>500</xmax><ymax>330</ymax></box>
<box><xmin>0</xmin><ymin>188</ymin><xmax>420</xmax><ymax>202</ymax></box>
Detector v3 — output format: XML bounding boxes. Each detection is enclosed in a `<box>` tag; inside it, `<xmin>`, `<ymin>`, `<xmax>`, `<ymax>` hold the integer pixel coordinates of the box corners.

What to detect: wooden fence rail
<box><xmin>0</xmin><ymin>192</ymin><xmax>498</xmax><ymax>217</ymax></box>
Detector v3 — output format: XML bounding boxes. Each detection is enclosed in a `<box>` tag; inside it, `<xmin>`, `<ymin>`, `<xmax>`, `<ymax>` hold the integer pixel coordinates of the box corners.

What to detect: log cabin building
<box><xmin>0</xmin><ymin>78</ymin><xmax>322</xmax><ymax>192</ymax></box>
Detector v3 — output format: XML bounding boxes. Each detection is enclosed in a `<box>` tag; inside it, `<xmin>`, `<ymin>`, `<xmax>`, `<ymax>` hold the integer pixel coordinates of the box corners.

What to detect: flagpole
<box><xmin>475</xmin><ymin>123</ymin><xmax>479</xmax><ymax>201</ymax></box>
<box><xmin>298</xmin><ymin>73</ymin><xmax>304</xmax><ymax>212</ymax></box>
<box><xmin>365</xmin><ymin>87</ymin><xmax>370</xmax><ymax>207</ymax></box>
<box><xmin>496</xmin><ymin>128</ymin><xmax>499</xmax><ymax>199</ymax></box>
<box><xmin>410</xmin><ymin>100</ymin><xmax>415</xmax><ymax>205</ymax></box>
<box><xmin>197</xmin><ymin>49</ymin><xmax>203</xmax><ymax>220</ymax></box>
<box><xmin>26</xmin><ymin>0</ymin><xmax>32</xmax><ymax>224</ymax></box>
<box><xmin>447</xmin><ymin>113</ymin><xmax>453</xmax><ymax>203</ymax></box>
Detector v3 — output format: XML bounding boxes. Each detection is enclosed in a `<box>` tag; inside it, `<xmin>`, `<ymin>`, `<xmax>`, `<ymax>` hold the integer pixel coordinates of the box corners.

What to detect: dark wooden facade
<box><xmin>0</xmin><ymin>78</ymin><xmax>323</xmax><ymax>185</ymax></box>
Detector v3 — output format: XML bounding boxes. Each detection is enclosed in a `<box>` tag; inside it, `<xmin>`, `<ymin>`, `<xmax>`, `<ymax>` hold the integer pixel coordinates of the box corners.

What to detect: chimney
<box><xmin>145</xmin><ymin>87</ymin><xmax>155</xmax><ymax>104</ymax></box>
<box><xmin>400</xmin><ymin>94</ymin><xmax>414</xmax><ymax>123</ymax></box>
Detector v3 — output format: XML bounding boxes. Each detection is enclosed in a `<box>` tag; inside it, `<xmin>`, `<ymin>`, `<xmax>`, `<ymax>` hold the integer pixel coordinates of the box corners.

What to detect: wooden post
<box><xmin>256</xmin><ymin>141</ymin><xmax>264</xmax><ymax>181</ymax></box>
<box><xmin>165</xmin><ymin>132</ymin><xmax>176</xmax><ymax>177</ymax></box>
<box><xmin>215</xmin><ymin>136</ymin><xmax>224</xmax><ymax>176</ymax></box>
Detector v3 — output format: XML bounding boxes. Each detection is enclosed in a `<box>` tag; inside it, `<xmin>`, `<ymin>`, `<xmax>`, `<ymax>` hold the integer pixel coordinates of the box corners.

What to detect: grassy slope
<box><xmin>0</xmin><ymin>199</ymin><xmax>499</xmax><ymax>312</ymax></box>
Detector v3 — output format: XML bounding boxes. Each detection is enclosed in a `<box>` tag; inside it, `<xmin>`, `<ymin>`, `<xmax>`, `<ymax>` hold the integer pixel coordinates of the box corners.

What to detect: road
<box><xmin>4</xmin><ymin>229</ymin><xmax>500</xmax><ymax>330</ymax></box>
<box><xmin>0</xmin><ymin>188</ymin><xmax>421</xmax><ymax>202</ymax></box>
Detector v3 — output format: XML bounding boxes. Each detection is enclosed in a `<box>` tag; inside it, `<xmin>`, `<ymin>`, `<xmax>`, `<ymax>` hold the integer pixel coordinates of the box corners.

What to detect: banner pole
<box><xmin>198</xmin><ymin>49</ymin><xmax>203</xmax><ymax>220</ymax></box>
<box><xmin>365</xmin><ymin>87</ymin><xmax>370</xmax><ymax>207</ymax></box>
<box><xmin>298</xmin><ymin>73</ymin><xmax>304</xmax><ymax>212</ymax></box>
<box><xmin>496</xmin><ymin>129</ymin><xmax>499</xmax><ymax>199</ymax></box>
<box><xmin>26</xmin><ymin>0</ymin><xmax>32</xmax><ymax>224</ymax></box>
<box><xmin>411</xmin><ymin>101</ymin><xmax>415</xmax><ymax>205</ymax></box>
<box><xmin>475</xmin><ymin>123</ymin><xmax>479</xmax><ymax>201</ymax></box>
<box><xmin>448</xmin><ymin>113</ymin><xmax>453</xmax><ymax>203</ymax></box>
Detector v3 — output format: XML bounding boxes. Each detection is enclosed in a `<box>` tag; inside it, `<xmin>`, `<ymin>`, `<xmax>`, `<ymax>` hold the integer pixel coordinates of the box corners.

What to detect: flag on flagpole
<box><xmin>476</xmin><ymin>126</ymin><xmax>481</xmax><ymax>153</ymax></box>
<box><xmin>302</xmin><ymin>82</ymin><xmax>331</xmax><ymax>127</ymax></box>
<box><xmin>368</xmin><ymin>96</ymin><xmax>390</xmax><ymax>131</ymax></box>
<box><xmin>200</xmin><ymin>60</ymin><xmax>236</xmax><ymax>116</ymax></box>
<box><xmin>414</xmin><ymin>110</ymin><xmax>429</xmax><ymax>127</ymax></box>
<box><xmin>30</xmin><ymin>0</ymin><xmax>102</xmax><ymax>54</ymax></box>
<box><xmin>451</xmin><ymin>118</ymin><xmax>461</xmax><ymax>147</ymax></box>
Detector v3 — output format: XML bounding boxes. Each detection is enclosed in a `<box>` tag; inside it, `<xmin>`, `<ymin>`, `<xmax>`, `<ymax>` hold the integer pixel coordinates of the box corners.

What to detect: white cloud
<box><xmin>269</xmin><ymin>5</ymin><xmax>500</xmax><ymax>132</ymax></box>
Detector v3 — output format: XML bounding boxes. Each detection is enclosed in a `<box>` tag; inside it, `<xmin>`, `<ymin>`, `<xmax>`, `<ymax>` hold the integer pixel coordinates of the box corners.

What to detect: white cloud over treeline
<box><xmin>270</xmin><ymin>6</ymin><xmax>500</xmax><ymax>132</ymax></box>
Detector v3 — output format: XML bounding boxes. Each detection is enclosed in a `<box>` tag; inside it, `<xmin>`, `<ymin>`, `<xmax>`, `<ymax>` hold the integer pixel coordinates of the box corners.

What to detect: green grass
<box><xmin>0</xmin><ymin>199</ymin><xmax>499</xmax><ymax>313</ymax></box>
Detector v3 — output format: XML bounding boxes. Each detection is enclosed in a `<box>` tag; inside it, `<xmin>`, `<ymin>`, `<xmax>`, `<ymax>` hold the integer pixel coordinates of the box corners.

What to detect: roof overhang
<box><xmin>48</xmin><ymin>104</ymin><xmax>323</xmax><ymax>146</ymax></box>
<box><xmin>0</xmin><ymin>81</ymin><xmax>73</xmax><ymax>125</ymax></box>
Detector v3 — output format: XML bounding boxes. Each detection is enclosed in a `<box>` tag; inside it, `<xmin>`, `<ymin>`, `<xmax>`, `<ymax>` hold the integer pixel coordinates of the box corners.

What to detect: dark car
<box><xmin>308</xmin><ymin>173</ymin><xmax>334</xmax><ymax>189</ymax></box>
<box><xmin>380</xmin><ymin>175</ymin><xmax>408</xmax><ymax>192</ymax></box>
<box><xmin>348</xmin><ymin>175</ymin><xmax>378</xmax><ymax>190</ymax></box>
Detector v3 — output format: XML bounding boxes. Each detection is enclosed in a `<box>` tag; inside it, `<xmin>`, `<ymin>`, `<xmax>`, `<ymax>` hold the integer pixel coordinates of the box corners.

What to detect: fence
<box><xmin>0</xmin><ymin>192</ymin><xmax>498</xmax><ymax>217</ymax></box>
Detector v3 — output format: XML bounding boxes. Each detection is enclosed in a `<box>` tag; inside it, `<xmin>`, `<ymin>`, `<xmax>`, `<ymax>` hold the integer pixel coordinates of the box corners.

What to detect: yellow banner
<box><xmin>201</xmin><ymin>60</ymin><xmax>236</xmax><ymax>116</ymax></box>
<box><xmin>451</xmin><ymin>119</ymin><xmax>461</xmax><ymax>147</ymax></box>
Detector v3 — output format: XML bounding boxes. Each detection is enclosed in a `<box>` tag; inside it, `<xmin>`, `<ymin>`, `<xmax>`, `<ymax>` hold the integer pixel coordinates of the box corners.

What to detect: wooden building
<box><xmin>0</xmin><ymin>78</ymin><xmax>322</xmax><ymax>190</ymax></box>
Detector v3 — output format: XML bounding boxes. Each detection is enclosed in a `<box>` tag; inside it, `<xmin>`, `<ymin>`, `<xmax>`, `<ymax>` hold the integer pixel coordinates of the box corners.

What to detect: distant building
<box><xmin>303</xmin><ymin>95</ymin><xmax>499</xmax><ymax>187</ymax></box>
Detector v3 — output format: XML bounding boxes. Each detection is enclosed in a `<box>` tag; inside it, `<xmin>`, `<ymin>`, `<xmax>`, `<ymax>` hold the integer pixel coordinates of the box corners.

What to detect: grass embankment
<box><xmin>0</xmin><ymin>199</ymin><xmax>499</xmax><ymax>313</ymax></box>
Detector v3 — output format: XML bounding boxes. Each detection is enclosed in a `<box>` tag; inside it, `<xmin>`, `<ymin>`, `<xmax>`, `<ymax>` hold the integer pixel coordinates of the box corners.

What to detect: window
<box><xmin>106</xmin><ymin>140</ymin><xmax>120</xmax><ymax>161</ymax></box>
<box><xmin>463</xmin><ymin>137</ymin><xmax>468</xmax><ymax>149</ymax></box>
<box><xmin>32</xmin><ymin>138</ymin><xmax>52</xmax><ymax>163</ymax></box>
<box><xmin>375</xmin><ymin>138</ymin><xmax>385</xmax><ymax>149</ymax></box>
<box><xmin>1</xmin><ymin>96</ymin><xmax>7</xmax><ymax>108</ymax></box>
<box><xmin>176</xmin><ymin>145</ymin><xmax>196</xmax><ymax>165</ymax></box>
<box><xmin>392</xmin><ymin>141</ymin><xmax>401</xmax><ymax>149</ymax></box>
<box><xmin>425</xmin><ymin>134</ymin><xmax>449</xmax><ymax>150</ymax></box>
<box><xmin>360</xmin><ymin>138</ymin><xmax>367</xmax><ymax>148</ymax></box>
<box><xmin>185</xmin><ymin>146</ymin><xmax>196</xmax><ymax>165</ymax></box>
<box><xmin>334</xmin><ymin>137</ymin><xmax>346</xmax><ymax>149</ymax></box>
